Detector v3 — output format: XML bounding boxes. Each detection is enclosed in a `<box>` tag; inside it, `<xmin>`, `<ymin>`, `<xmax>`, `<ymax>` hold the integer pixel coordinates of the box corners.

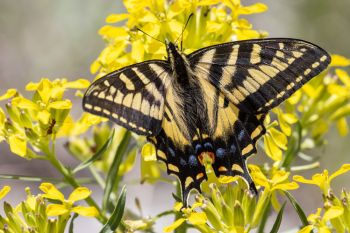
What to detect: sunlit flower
<box><xmin>330</xmin><ymin>54</ymin><xmax>350</xmax><ymax>67</ymax></box>
<box><xmin>250</xmin><ymin>165</ymin><xmax>299</xmax><ymax>192</ymax></box>
<box><xmin>263</xmin><ymin>114</ymin><xmax>289</xmax><ymax>161</ymax></box>
<box><xmin>293</xmin><ymin>164</ymin><xmax>350</xmax><ymax>196</ymax></box>
<box><xmin>0</xmin><ymin>78</ymin><xmax>104</xmax><ymax>158</ymax></box>
<box><xmin>163</xmin><ymin>201</ymin><xmax>208</xmax><ymax>232</ymax></box>
<box><xmin>298</xmin><ymin>206</ymin><xmax>344</xmax><ymax>233</ymax></box>
<box><xmin>92</xmin><ymin>0</ymin><xmax>268</xmax><ymax>78</ymax></box>
<box><xmin>39</xmin><ymin>182</ymin><xmax>99</xmax><ymax>217</ymax></box>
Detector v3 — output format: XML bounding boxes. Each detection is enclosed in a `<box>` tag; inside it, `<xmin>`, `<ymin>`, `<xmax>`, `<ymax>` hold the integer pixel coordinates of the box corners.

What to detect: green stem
<box><xmin>89</xmin><ymin>166</ymin><xmax>106</xmax><ymax>189</ymax></box>
<box><xmin>174</xmin><ymin>182</ymin><xmax>187</xmax><ymax>233</ymax></box>
<box><xmin>257</xmin><ymin>200</ymin><xmax>271</xmax><ymax>233</ymax></box>
<box><xmin>46</xmin><ymin>140</ymin><xmax>107</xmax><ymax>223</ymax></box>
<box><xmin>281</xmin><ymin>123</ymin><xmax>302</xmax><ymax>169</ymax></box>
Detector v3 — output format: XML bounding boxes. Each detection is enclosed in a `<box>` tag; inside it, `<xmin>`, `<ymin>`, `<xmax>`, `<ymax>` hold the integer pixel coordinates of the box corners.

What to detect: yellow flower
<box><xmin>263</xmin><ymin>114</ymin><xmax>290</xmax><ymax>161</ymax></box>
<box><xmin>0</xmin><ymin>89</ymin><xmax>17</xmax><ymax>101</ymax></box>
<box><xmin>330</xmin><ymin>54</ymin><xmax>350</xmax><ymax>67</ymax></box>
<box><xmin>298</xmin><ymin>207</ymin><xmax>344</xmax><ymax>233</ymax></box>
<box><xmin>0</xmin><ymin>78</ymin><xmax>102</xmax><ymax>158</ymax></box>
<box><xmin>0</xmin><ymin>186</ymin><xmax>11</xmax><ymax>200</ymax></box>
<box><xmin>39</xmin><ymin>182</ymin><xmax>99</xmax><ymax>217</ymax></box>
<box><xmin>250</xmin><ymin>165</ymin><xmax>299</xmax><ymax>193</ymax></box>
<box><xmin>293</xmin><ymin>164</ymin><xmax>350</xmax><ymax>196</ymax></box>
<box><xmin>163</xmin><ymin>202</ymin><xmax>207</xmax><ymax>232</ymax></box>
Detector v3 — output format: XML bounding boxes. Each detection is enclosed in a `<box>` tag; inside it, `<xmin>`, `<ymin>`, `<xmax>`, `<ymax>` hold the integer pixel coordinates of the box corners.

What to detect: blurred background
<box><xmin>0</xmin><ymin>0</ymin><xmax>349</xmax><ymax>232</ymax></box>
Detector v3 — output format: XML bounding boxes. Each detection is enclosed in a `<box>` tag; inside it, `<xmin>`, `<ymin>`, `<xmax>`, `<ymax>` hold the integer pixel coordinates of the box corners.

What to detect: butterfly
<box><xmin>83</xmin><ymin>38</ymin><xmax>330</xmax><ymax>206</ymax></box>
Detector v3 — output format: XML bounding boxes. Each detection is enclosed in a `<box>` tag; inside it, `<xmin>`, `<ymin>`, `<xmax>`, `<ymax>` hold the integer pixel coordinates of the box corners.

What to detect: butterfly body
<box><xmin>83</xmin><ymin>38</ymin><xmax>330</xmax><ymax>205</ymax></box>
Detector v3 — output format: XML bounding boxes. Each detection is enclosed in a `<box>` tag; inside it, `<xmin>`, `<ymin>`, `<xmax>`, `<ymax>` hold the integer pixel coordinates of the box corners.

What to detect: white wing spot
<box><xmin>104</xmin><ymin>80</ymin><xmax>110</xmax><ymax>87</ymax></box>
<box><xmin>84</xmin><ymin>104</ymin><xmax>93</xmax><ymax>109</ymax></box>
<box><xmin>312</xmin><ymin>62</ymin><xmax>320</xmax><ymax>68</ymax></box>
<box><xmin>320</xmin><ymin>55</ymin><xmax>328</xmax><ymax>62</ymax></box>
<box><xmin>304</xmin><ymin>68</ymin><xmax>312</xmax><ymax>75</ymax></box>
<box><xmin>94</xmin><ymin>106</ymin><xmax>102</xmax><ymax>112</ymax></box>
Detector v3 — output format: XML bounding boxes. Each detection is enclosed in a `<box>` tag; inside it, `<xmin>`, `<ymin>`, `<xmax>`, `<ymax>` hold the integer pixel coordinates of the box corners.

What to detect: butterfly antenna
<box><xmin>175</xmin><ymin>13</ymin><xmax>194</xmax><ymax>51</ymax></box>
<box><xmin>136</xmin><ymin>27</ymin><xmax>164</xmax><ymax>44</ymax></box>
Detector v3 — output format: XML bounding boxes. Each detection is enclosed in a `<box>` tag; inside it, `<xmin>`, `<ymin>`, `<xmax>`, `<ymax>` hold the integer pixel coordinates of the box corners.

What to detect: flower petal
<box><xmin>38</xmin><ymin>110</ymin><xmax>51</xmax><ymax>125</ymax></box>
<box><xmin>63</xmin><ymin>79</ymin><xmax>90</xmax><ymax>89</ymax></box>
<box><xmin>46</xmin><ymin>204</ymin><xmax>69</xmax><ymax>216</ymax></box>
<box><xmin>0</xmin><ymin>89</ymin><xmax>17</xmax><ymax>101</ymax></box>
<box><xmin>329</xmin><ymin>164</ymin><xmax>350</xmax><ymax>182</ymax></box>
<box><xmin>318</xmin><ymin>227</ymin><xmax>332</xmax><ymax>233</ymax></box>
<box><xmin>293</xmin><ymin>175</ymin><xmax>318</xmax><ymax>185</ymax></box>
<box><xmin>330</xmin><ymin>54</ymin><xmax>350</xmax><ymax>67</ymax></box>
<box><xmin>39</xmin><ymin>183</ymin><xmax>65</xmax><ymax>201</ymax></box>
<box><xmin>132</xmin><ymin>40</ymin><xmax>145</xmax><ymax>62</ymax></box>
<box><xmin>105</xmin><ymin>13</ymin><xmax>129</xmax><ymax>23</ymax></box>
<box><xmin>335</xmin><ymin>69</ymin><xmax>350</xmax><ymax>87</ymax></box>
<box><xmin>271</xmin><ymin>170</ymin><xmax>289</xmax><ymax>184</ymax></box>
<box><xmin>71</xmin><ymin>206</ymin><xmax>99</xmax><ymax>217</ymax></box>
<box><xmin>90</xmin><ymin>60</ymin><xmax>101</xmax><ymax>74</ymax></box>
<box><xmin>218</xmin><ymin>175</ymin><xmax>239</xmax><ymax>184</ymax></box>
<box><xmin>163</xmin><ymin>218</ymin><xmax>186</xmax><ymax>232</ymax></box>
<box><xmin>323</xmin><ymin>206</ymin><xmax>344</xmax><ymax>221</ymax></box>
<box><xmin>9</xmin><ymin>134</ymin><xmax>27</xmax><ymax>157</ymax></box>
<box><xmin>297</xmin><ymin>225</ymin><xmax>313</xmax><ymax>233</ymax></box>
<box><xmin>249</xmin><ymin>165</ymin><xmax>269</xmax><ymax>187</ymax></box>
<box><xmin>336</xmin><ymin>118</ymin><xmax>349</xmax><ymax>136</ymax></box>
<box><xmin>272</xmin><ymin>182</ymin><xmax>299</xmax><ymax>191</ymax></box>
<box><xmin>141</xmin><ymin>143</ymin><xmax>157</xmax><ymax>161</ymax></box>
<box><xmin>174</xmin><ymin>202</ymin><xmax>183</xmax><ymax>212</ymax></box>
<box><xmin>48</xmin><ymin>100</ymin><xmax>72</xmax><ymax>110</ymax></box>
<box><xmin>68</xmin><ymin>187</ymin><xmax>92</xmax><ymax>203</ymax></box>
<box><xmin>269</xmin><ymin>127</ymin><xmax>287</xmax><ymax>150</ymax></box>
<box><xmin>12</xmin><ymin>97</ymin><xmax>39</xmax><ymax>110</ymax></box>
<box><xmin>0</xmin><ymin>186</ymin><xmax>11</xmax><ymax>200</ymax></box>
<box><xmin>264</xmin><ymin>134</ymin><xmax>283</xmax><ymax>161</ymax></box>
<box><xmin>239</xmin><ymin>3</ymin><xmax>268</xmax><ymax>15</ymax></box>
<box><xmin>188</xmin><ymin>212</ymin><xmax>207</xmax><ymax>225</ymax></box>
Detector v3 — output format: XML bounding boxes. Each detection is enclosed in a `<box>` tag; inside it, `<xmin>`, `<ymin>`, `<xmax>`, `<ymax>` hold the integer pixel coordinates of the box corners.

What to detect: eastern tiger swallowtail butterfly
<box><xmin>83</xmin><ymin>38</ymin><xmax>330</xmax><ymax>205</ymax></box>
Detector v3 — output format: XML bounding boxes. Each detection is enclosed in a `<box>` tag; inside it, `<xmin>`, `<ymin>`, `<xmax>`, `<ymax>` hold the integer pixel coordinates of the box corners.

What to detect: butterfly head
<box><xmin>165</xmin><ymin>39</ymin><xmax>180</xmax><ymax>61</ymax></box>
<box><xmin>165</xmin><ymin>39</ymin><xmax>190</xmax><ymax>75</ymax></box>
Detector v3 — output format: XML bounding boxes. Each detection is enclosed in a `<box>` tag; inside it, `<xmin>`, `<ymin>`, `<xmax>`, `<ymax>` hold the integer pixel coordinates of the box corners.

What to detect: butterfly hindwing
<box><xmin>189</xmin><ymin>38</ymin><xmax>331</xmax><ymax>114</ymax></box>
<box><xmin>148</xmin><ymin>129</ymin><xmax>207</xmax><ymax>206</ymax></box>
<box><xmin>83</xmin><ymin>61</ymin><xmax>171</xmax><ymax>136</ymax></box>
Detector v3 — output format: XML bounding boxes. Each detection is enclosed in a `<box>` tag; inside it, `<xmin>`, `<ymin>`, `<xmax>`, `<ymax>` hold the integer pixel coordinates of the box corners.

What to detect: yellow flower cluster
<box><xmin>0</xmin><ymin>78</ymin><xmax>105</xmax><ymax>158</ymax></box>
<box><xmin>164</xmin><ymin>183</ymin><xmax>258</xmax><ymax>232</ymax></box>
<box><xmin>265</xmin><ymin>54</ymin><xmax>350</xmax><ymax>165</ymax></box>
<box><xmin>0</xmin><ymin>183</ymin><xmax>97</xmax><ymax>233</ymax></box>
<box><xmin>91</xmin><ymin>0</ymin><xmax>267</xmax><ymax>78</ymax></box>
<box><xmin>295</xmin><ymin>164</ymin><xmax>350</xmax><ymax>233</ymax></box>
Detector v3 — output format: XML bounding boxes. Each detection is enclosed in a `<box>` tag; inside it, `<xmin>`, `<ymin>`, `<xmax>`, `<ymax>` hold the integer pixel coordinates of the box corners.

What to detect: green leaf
<box><xmin>283</xmin><ymin>191</ymin><xmax>309</xmax><ymax>226</ymax></box>
<box><xmin>269</xmin><ymin>202</ymin><xmax>286</xmax><ymax>233</ymax></box>
<box><xmin>172</xmin><ymin>193</ymin><xmax>182</xmax><ymax>203</ymax></box>
<box><xmin>102</xmin><ymin>130</ymin><xmax>131</xmax><ymax>211</ymax></box>
<box><xmin>69</xmin><ymin>213</ymin><xmax>79</xmax><ymax>233</ymax></box>
<box><xmin>73</xmin><ymin>129</ymin><xmax>115</xmax><ymax>174</ymax></box>
<box><xmin>100</xmin><ymin>186</ymin><xmax>127</xmax><ymax>233</ymax></box>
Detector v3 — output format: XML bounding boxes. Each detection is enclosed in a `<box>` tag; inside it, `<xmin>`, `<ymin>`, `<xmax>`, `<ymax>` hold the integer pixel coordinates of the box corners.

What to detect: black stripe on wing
<box><xmin>83</xmin><ymin>60</ymin><xmax>171</xmax><ymax>136</ymax></box>
<box><xmin>189</xmin><ymin>38</ymin><xmax>331</xmax><ymax>114</ymax></box>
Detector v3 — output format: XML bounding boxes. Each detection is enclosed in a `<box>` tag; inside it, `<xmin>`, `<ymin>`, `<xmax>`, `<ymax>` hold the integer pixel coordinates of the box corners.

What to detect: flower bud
<box><xmin>201</xmin><ymin>199</ymin><xmax>224</xmax><ymax>231</ymax></box>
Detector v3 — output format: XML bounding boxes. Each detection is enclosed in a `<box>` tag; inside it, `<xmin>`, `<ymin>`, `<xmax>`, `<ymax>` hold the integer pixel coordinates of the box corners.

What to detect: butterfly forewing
<box><xmin>189</xmin><ymin>38</ymin><xmax>331</xmax><ymax>114</ymax></box>
<box><xmin>83</xmin><ymin>61</ymin><xmax>171</xmax><ymax>136</ymax></box>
